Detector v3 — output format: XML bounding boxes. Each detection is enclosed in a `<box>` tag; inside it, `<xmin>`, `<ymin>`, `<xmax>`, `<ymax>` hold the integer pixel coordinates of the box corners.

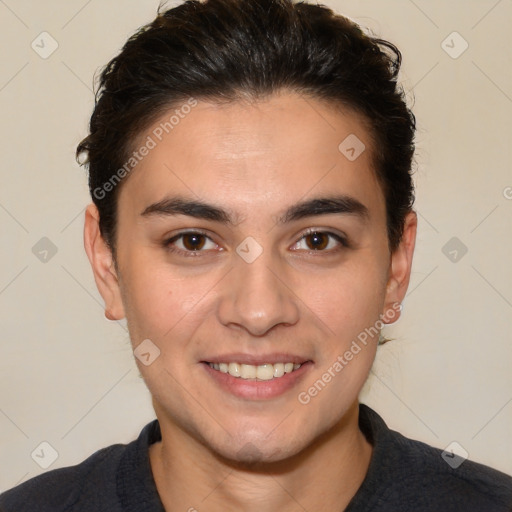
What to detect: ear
<box><xmin>382</xmin><ymin>211</ymin><xmax>417</xmax><ymax>324</ymax></box>
<box><xmin>83</xmin><ymin>203</ymin><xmax>125</xmax><ymax>321</ymax></box>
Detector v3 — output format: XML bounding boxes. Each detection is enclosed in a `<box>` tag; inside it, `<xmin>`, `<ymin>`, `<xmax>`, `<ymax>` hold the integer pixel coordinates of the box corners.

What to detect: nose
<box><xmin>216</xmin><ymin>247</ymin><xmax>300</xmax><ymax>337</ymax></box>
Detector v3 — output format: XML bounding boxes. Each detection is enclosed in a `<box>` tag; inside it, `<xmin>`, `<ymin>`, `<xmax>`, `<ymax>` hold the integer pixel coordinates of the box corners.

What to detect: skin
<box><xmin>84</xmin><ymin>90</ymin><xmax>417</xmax><ymax>511</ymax></box>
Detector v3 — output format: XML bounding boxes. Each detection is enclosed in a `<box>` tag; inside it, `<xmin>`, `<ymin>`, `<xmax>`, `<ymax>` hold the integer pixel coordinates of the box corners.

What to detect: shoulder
<box><xmin>0</xmin><ymin>419</ymin><xmax>164</xmax><ymax>512</ymax></box>
<box><xmin>354</xmin><ymin>404</ymin><xmax>512</xmax><ymax>511</ymax></box>
<box><xmin>387</xmin><ymin>430</ymin><xmax>512</xmax><ymax>510</ymax></box>
<box><xmin>0</xmin><ymin>443</ymin><xmax>126</xmax><ymax>512</ymax></box>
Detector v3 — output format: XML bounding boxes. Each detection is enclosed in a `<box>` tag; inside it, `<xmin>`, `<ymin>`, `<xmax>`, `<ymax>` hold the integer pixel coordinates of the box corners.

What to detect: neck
<box><xmin>149</xmin><ymin>401</ymin><xmax>373</xmax><ymax>512</ymax></box>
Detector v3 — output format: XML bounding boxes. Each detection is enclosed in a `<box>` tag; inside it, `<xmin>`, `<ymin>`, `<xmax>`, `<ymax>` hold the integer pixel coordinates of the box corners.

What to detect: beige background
<box><xmin>0</xmin><ymin>0</ymin><xmax>511</xmax><ymax>492</ymax></box>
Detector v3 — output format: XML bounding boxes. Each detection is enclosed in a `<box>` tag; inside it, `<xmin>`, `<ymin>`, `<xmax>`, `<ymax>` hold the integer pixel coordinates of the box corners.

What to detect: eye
<box><xmin>291</xmin><ymin>230</ymin><xmax>348</xmax><ymax>253</ymax></box>
<box><xmin>163</xmin><ymin>230</ymin><xmax>219</xmax><ymax>256</ymax></box>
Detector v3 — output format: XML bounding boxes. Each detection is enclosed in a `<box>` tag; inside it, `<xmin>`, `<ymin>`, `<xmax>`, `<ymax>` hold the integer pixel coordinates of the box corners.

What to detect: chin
<box><xmin>205</xmin><ymin>428</ymin><xmax>309</xmax><ymax>467</ymax></box>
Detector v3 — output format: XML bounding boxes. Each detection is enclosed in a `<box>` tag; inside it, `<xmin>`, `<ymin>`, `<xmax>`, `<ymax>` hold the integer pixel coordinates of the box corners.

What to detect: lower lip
<box><xmin>202</xmin><ymin>362</ymin><xmax>312</xmax><ymax>400</ymax></box>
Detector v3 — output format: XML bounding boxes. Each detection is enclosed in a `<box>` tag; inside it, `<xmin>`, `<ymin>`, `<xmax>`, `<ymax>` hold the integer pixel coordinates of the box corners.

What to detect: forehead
<box><xmin>119</xmin><ymin>91</ymin><xmax>384</xmax><ymax>222</ymax></box>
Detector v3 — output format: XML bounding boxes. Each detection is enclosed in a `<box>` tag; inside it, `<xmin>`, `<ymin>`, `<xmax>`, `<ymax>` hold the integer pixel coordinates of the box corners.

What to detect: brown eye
<box><xmin>164</xmin><ymin>231</ymin><xmax>218</xmax><ymax>256</ymax></box>
<box><xmin>305</xmin><ymin>232</ymin><xmax>329</xmax><ymax>250</ymax></box>
<box><xmin>182</xmin><ymin>233</ymin><xmax>206</xmax><ymax>251</ymax></box>
<box><xmin>292</xmin><ymin>230</ymin><xmax>348</xmax><ymax>253</ymax></box>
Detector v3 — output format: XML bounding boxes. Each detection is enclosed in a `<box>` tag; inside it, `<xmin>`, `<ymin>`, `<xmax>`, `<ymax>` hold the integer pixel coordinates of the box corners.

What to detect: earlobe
<box><xmin>382</xmin><ymin>211</ymin><xmax>417</xmax><ymax>324</ymax></box>
<box><xmin>83</xmin><ymin>203</ymin><xmax>125</xmax><ymax>321</ymax></box>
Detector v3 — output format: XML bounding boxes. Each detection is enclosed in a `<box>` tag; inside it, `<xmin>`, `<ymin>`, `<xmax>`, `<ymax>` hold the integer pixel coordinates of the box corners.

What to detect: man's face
<box><xmin>88</xmin><ymin>91</ymin><xmax>413</xmax><ymax>463</ymax></box>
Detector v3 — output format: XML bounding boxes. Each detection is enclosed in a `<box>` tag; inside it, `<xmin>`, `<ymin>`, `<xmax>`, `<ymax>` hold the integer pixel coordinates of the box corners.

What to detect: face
<box><xmin>85</xmin><ymin>91</ymin><xmax>416</xmax><ymax>463</ymax></box>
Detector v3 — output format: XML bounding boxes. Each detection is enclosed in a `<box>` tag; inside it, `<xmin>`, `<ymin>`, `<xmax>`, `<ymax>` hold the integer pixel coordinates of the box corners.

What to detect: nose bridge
<box><xmin>217</xmin><ymin>242</ymin><xmax>300</xmax><ymax>336</ymax></box>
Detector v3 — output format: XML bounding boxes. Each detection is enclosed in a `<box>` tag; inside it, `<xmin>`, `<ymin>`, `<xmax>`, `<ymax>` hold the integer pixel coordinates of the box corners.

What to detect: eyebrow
<box><xmin>140</xmin><ymin>195</ymin><xmax>369</xmax><ymax>225</ymax></box>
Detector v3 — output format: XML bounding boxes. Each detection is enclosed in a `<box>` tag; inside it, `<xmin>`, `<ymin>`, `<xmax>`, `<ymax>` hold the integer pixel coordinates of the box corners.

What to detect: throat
<box><xmin>147</xmin><ymin>420</ymin><xmax>373</xmax><ymax>512</ymax></box>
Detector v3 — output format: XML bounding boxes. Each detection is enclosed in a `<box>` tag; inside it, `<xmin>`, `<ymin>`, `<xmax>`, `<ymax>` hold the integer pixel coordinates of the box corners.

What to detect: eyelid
<box><xmin>292</xmin><ymin>228</ymin><xmax>349</xmax><ymax>252</ymax></box>
<box><xmin>163</xmin><ymin>229</ymin><xmax>219</xmax><ymax>257</ymax></box>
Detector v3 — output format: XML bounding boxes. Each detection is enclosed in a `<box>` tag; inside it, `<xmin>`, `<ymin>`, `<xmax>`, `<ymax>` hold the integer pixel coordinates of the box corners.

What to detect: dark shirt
<box><xmin>1</xmin><ymin>403</ymin><xmax>511</xmax><ymax>511</ymax></box>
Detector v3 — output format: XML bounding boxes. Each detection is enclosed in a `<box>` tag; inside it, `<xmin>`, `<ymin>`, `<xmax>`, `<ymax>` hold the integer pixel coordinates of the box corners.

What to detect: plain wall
<box><xmin>0</xmin><ymin>0</ymin><xmax>511</xmax><ymax>491</ymax></box>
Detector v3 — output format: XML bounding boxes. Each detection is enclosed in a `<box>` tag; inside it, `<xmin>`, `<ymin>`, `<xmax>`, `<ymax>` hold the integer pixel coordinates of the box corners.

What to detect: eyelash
<box><xmin>162</xmin><ymin>228</ymin><xmax>349</xmax><ymax>257</ymax></box>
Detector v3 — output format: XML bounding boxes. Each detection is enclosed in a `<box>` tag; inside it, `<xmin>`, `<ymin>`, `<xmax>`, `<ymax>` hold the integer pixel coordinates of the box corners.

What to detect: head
<box><xmin>81</xmin><ymin>0</ymin><xmax>417</xmax><ymax>464</ymax></box>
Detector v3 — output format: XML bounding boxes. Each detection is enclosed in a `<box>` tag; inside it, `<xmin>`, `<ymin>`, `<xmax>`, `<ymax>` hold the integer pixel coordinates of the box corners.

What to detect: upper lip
<box><xmin>202</xmin><ymin>354</ymin><xmax>312</xmax><ymax>365</ymax></box>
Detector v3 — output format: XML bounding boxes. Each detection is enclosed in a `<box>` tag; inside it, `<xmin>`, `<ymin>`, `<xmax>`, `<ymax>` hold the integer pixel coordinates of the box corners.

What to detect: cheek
<box><xmin>295</xmin><ymin>270</ymin><xmax>384</xmax><ymax>412</ymax></box>
<box><xmin>299</xmin><ymin>260</ymin><xmax>387</xmax><ymax>340</ymax></box>
<box><xmin>119</xmin><ymin>252</ymin><xmax>220</xmax><ymax>346</ymax></box>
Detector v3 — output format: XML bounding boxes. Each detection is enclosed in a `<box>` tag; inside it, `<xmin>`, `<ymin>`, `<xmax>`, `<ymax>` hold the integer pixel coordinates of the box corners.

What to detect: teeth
<box><xmin>273</xmin><ymin>363</ymin><xmax>285</xmax><ymax>378</ymax></box>
<box><xmin>240</xmin><ymin>364</ymin><xmax>257</xmax><ymax>379</ymax></box>
<box><xmin>208</xmin><ymin>361</ymin><xmax>303</xmax><ymax>380</ymax></box>
<box><xmin>256</xmin><ymin>364</ymin><xmax>274</xmax><ymax>381</ymax></box>
<box><xmin>228</xmin><ymin>362</ymin><xmax>240</xmax><ymax>377</ymax></box>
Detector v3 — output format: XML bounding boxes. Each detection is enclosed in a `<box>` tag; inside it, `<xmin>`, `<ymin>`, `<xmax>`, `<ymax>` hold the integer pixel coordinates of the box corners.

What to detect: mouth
<box><xmin>201</xmin><ymin>357</ymin><xmax>313</xmax><ymax>400</ymax></box>
<box><xmin>206</xmin><ymin>361</ymin><xmax>303</xmax><ymax>381</ymax></box>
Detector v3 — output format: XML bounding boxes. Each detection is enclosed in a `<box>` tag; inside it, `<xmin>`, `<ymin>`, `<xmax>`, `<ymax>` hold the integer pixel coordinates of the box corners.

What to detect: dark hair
<box><xmin>76</xmin><ymin>0</ymin><xmax>415</xmax><ymax>261</ymax></box>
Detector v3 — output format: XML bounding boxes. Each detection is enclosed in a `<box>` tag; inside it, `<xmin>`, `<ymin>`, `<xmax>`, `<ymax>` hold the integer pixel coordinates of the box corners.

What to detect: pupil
<box><xmin>184</xmin><ymin>234</ymin><xmax>204</xmax><ymax>250</ymax></box>
<box><xmin>309</xmin><ymin>232</ymin><xmax>327</xmax><ymax>250</ymax></box>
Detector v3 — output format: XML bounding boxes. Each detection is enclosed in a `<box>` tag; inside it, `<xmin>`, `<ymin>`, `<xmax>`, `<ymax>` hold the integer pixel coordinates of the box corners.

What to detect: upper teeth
<box><xmin>208</xmin><ymin>362</ymin><xmax>302</xmax><ymax>380</ymax></box>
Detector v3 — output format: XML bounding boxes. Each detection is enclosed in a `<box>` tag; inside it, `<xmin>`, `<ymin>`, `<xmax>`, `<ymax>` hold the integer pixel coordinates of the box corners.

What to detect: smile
<box><xmin>207</xmin><ymin>362</ymin><xmax>302</xmax><ymax>380</ymax></box>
